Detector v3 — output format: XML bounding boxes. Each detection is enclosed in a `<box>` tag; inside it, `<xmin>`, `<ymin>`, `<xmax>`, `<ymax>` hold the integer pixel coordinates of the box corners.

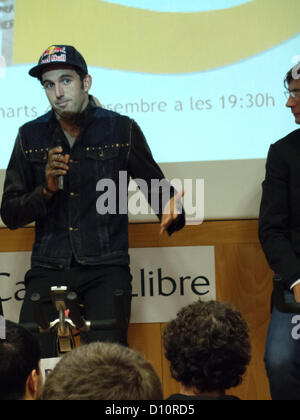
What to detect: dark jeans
<box><xmin>19</xmin><ymin>265</ymin><xmax>132</xmax><ymax>358</ymax></box>
<box><xmin>265</xmin><ymin>290</ymin><xmax>300</xmax><ymax>400</ymax></box>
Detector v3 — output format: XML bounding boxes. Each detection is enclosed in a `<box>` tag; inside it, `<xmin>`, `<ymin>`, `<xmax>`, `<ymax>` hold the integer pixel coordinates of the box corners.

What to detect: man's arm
<box><xmin>258</xmin><ymin>143</ymin><xmax>300</xmax><ymax>290</ymax></box>
<box><xmin>0</xmin><ymin>131</ymin><xmax>49</xmax><ymax>229</ymax></box>
<box><xmin>127</xmin><ymin>120</ymin><xmax>185</xmax><ymax>235</ymax></box>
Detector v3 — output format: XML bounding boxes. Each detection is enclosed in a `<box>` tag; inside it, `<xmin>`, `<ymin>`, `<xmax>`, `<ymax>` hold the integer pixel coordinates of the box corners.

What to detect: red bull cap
<box><xmin>29</xmin><ymin>44</ymin><xmax>88</xmax><ymax>79</ymax></box>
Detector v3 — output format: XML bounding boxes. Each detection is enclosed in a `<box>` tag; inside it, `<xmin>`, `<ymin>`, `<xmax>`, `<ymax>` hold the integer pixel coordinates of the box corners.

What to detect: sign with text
<box><xmin>0</xmin><ymin>252</ymin><xmax>31</xmax><ymax>322</ymax></box>
<box><xmin>0</xmin><ymin>247</ymin><xmax>215</xmax><ymax>323</ymax></box>
<box><xmin>40</xmin><ymin>357</ymin><xmax>61</xmax><ymax>382</ymax></box>
<box><xmin>129</xmin><ymin>246</ymin><xmax>215</xmax><ymax>323</ymax></box>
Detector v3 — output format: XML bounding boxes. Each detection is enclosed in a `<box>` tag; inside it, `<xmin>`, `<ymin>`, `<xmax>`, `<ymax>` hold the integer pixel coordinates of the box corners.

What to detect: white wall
<box><xmin>0</xmin><ymin>158</ymin><xmax>266</xmax><ymax>227</ymax></box>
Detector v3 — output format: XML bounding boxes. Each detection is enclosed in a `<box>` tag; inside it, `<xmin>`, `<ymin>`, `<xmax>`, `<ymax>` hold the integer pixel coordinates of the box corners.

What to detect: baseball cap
<box><xmin>29</xmin><ymin>45</ymin><xmax>88</xmax><ymax>79</ymax></box>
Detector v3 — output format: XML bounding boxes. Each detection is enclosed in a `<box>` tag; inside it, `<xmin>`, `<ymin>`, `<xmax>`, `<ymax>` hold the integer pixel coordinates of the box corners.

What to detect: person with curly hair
<box><xmin>163</xmin><ymin>300</ymin><xmax>251</xmax><ymax>400</ymax></box>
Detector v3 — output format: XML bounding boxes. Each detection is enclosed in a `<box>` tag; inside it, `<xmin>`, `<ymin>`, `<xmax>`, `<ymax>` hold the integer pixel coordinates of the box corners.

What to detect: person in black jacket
<box><xmin>0</xmin><ymin>45</ymin><xmax>185</xmax><ymax>357</ymax></box>
<box><xmin>259</xmin><ymin>63</ymin><xmax>300</xmax><ymax>400</ymax></box>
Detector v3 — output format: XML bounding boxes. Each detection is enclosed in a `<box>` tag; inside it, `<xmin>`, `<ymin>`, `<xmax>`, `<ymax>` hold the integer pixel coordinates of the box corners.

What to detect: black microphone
<box><xmin>56</xmin><ymin>139</ymin><xmax>65</xmax><ymax>191</ymax></box>
<box><xmin>58</xmin><ymin>170</ymin><xmax>64</xmax><ymax>191</ymax></box>
<box><xmin>53</xmin><ymin>127</ymin><xmax>65</xmax><ymax>191</ymax></box>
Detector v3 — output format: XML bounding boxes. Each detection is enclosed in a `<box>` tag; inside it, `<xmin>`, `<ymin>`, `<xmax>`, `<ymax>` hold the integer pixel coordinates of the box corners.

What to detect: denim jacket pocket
<box><xmin>84</xmin><ymin>145</ymin><xmax>121</xmax><ymax>179</ymax></box>
<box><xmin>26</xmin><ymin>149</ymin><xmax>48</xmax><ymax>184</ymax></box>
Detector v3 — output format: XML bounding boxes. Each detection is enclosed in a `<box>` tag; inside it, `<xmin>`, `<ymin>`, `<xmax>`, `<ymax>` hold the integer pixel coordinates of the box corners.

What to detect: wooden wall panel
<box><xmin>127</xmin><ymin>323</ymin><xmax>163</xmax><ymax>380</ymax></box>
<box><xmin>215</xmin><ymin>244</ymin><xmax>273</xmax><ymax>400</ymax></box>
<box><xmin>0</xmin><ymin>227</ymin><xmax>34</xmax><ymax>251</ymax></box>
<box><xmin>0</xmin><ymin>220</ymin><xmax>274</xmax><ymax>400</ymax></box>
<box><xmin>160</xmin><ymin>323</ymin><xmax>181</xmax><ymax>399</ymax></box>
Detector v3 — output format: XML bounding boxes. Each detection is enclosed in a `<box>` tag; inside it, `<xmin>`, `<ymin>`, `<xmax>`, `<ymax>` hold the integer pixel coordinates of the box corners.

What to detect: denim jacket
<box><xmin>1</xmin><ymin>100</ymin><xmax>185</xmax><ymax>269</ymax></box>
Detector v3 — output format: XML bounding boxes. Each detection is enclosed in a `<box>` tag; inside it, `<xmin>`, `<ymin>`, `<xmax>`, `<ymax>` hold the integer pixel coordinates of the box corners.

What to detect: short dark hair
<box><xmin>0</xmin><ymin>320</ymin><xmax>41</xmax><ymax>400</ymax></box>
<box><xmin>42</xmin><ymin>342</ymin><xmax>163</xmax><ymax>400</ymax></box>
<box><xmin>74</xmin><ymin>68</ymin><xmax>87</xmax><ymax>82</ymax></box>
<box><xmin>284</xmin><ymin>64</ymin><xmax>300</xmax><ymax>89</ymax></box>
<box><xmin>163</xmin><ymin>300</ymin><xmax>251</xmax><ymax>394</ymax></box>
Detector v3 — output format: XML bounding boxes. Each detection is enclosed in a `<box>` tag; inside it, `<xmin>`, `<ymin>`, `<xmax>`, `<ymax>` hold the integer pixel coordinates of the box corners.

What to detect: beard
<box><xmin>56</xmin><ymin>106</ymin><xmax>87</xmax><ymax>129</ymax></box>
<box><xmin>60</xmin><ymin>110</ymin><xmax>82</xmax><ymax>123</ymax></box>
<box><xmin>54</xmin><ymin>92</ymin><xmax>89</xmax><ymax>125</ymax></box>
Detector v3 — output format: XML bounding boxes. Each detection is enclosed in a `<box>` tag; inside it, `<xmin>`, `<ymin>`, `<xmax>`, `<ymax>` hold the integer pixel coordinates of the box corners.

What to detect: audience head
<box><xmin>163</xmin><ymin>300</ymin><xmax>251</xmax><ymax>397</ymax></box>
<box><xmin>0</xmin><ymin>320</ymin><xmax>43</xmax><ymax>400</ymax></box>
<box><xmin>42</xmin><ymin>342</ymin><xmax>163</xmax><ymax>400</ymax></box>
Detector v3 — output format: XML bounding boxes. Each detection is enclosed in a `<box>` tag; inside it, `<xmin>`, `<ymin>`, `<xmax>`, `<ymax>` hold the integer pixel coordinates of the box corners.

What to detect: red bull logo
<box><xmin>42</xmin><ymin>46</ymin><xmax>66</xmax><ymax>57</ymax></box>
<box><xmin>40</xmin><ymin>46</ymin><xmax>67</xmax><ymax>65</ymax></box>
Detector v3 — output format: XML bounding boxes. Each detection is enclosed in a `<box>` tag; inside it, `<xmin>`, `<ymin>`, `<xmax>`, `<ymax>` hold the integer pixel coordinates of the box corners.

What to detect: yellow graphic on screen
<box><xmin>14</xmin><ymin>0</ymin><xmax>300</xmax><ymax>74</ymax></box>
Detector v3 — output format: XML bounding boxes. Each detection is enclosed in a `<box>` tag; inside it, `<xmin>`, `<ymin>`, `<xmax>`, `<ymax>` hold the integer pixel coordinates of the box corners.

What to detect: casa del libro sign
<box><xmin>0</xmin><ymin>246</ymin><xmax>215</xmax><ymax>323</ymax></box>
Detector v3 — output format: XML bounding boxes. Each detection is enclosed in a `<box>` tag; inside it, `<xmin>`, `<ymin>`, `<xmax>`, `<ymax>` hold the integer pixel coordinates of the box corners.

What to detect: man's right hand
<box><xmin>44</xmin><ymin>146</ymin><xmax>70</xmax><ymax>194</ymax></box>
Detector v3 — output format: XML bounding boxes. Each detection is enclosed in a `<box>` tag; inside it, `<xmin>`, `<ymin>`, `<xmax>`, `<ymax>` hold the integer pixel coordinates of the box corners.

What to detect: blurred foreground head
<box><xmin>42</xmin><ymin>341</ymin><xmax>163</xmax><ymax>400</ymax></box>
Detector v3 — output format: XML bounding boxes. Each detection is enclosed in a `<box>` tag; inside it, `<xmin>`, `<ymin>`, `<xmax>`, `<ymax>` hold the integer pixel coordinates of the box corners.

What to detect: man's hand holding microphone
<box><xmin>43</xmin><ymin>146</ymin><xmax>70</xmax><ymax>199</ymax></box>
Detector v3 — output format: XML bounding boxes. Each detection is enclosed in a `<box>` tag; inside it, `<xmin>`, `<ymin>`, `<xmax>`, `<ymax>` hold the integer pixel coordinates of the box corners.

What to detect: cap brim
<box><xmin>29</xmin><ymin>62</ymin><xmax>88</xmax><ymax>79</ymax></box>
<box><xmin>29</xmin><ymin>63</ymin><xmax>50</xmax><ymax>78</ymax></box>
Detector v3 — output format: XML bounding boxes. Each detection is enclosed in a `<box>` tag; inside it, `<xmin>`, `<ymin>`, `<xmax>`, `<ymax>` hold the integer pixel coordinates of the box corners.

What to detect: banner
<box><xmin>130</xmin><ymin>246</ymin><xmax>215</xmax><ymax>323</ymax></box>
<box><xmin>0</xmin><ymin>246</ymin><xmax>215</xmax><ymax>324</ymax></box>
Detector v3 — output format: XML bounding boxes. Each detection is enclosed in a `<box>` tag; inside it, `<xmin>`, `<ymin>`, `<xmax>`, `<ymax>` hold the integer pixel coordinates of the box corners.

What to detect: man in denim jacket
<box><xmin>0</xmin><ymin>45</ymin><xmax>185</xmax><ymax>357</ymax></box>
